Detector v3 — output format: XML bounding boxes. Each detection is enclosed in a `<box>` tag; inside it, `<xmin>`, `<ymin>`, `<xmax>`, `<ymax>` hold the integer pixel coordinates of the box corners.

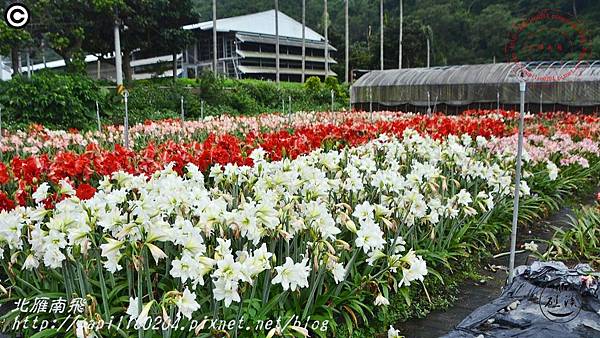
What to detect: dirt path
<box><xmin>397</xmin><ymin>188</ymin><xmax>600</xmax><ymax>338</ymax></box>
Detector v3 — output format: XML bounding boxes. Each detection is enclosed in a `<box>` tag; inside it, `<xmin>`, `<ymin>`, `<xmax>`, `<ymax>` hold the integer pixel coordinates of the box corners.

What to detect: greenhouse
<box><xmin>351</xmin><ymin>61</ymin><xmax>600</xmax><ymax>113</ymax></box>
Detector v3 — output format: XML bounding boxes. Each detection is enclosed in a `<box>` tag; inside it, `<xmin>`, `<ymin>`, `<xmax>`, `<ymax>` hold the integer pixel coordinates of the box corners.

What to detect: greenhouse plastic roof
<box><xmin>351</xmin><ymin>61</ymin><xmax>600</xmax><ymax>106</ymax></box>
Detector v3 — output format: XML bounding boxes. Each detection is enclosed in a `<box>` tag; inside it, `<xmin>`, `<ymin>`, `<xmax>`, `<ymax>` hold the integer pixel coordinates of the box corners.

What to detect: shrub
<box><xmin>0</xmin><ymin>71</ymin><xmax>109</xmax><ymax>130</ymax></box>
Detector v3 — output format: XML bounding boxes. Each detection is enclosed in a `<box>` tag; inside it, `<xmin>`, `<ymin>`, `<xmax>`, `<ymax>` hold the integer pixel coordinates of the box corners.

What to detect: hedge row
<box><xmin>0</xmin><ymin>71</ymin><xmax>350</xmax><ymax>130</ymax></box>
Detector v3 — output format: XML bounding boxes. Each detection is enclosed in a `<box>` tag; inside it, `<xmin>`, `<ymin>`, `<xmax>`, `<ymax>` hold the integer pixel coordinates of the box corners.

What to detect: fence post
<box><xmin>369</xmin><ymin>87</ymin><xmax>373</xmax><ymax>122</ymax></box>
<box><xmin>497</xmin><ymin>90</ymin><xmax>500</xmax><ymax>113</ymax></box>
<box><xmin>123</xmin><ymin>91</ymin><xmax>130</xmax><ymax>150</ymax></box>
<box><xmin>201</xmin><ymin>100</ymin><xmax>205</xmax><ymax>120</ymax></box>
<box><xmin>180</xmin><ymin>96</ymin><xmax>185</xmax><ymax>126</ymax></box>
<box><xmin>96</xmin><ymin>101</ymin><xmax>102</xmax><ymax>131</ymax></box>
<box><xmin>508</xmin><ymin>80</ymin><xmax>526</xmax><ymax>284</ymax></box>
<box><xmin>0</xmin><ymin>105</ymin><xmax>3</xmax><ymax>138</ymax></box>
<box><xmin>331</xmin><ymin>89</ymin><xmax>335</xmax><ymax>113</ymax></box>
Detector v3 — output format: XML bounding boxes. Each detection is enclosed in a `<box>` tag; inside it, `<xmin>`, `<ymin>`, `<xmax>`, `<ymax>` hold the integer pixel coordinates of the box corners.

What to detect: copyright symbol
<box><xmin>4</xmin><ymin>3</ymin><xmax>30</xmax><ymax>29</ymax></box>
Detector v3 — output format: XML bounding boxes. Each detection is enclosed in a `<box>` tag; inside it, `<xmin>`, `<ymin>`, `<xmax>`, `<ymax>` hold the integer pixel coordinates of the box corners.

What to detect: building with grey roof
<box><xmin>182</xmin><ymin>9</ymin><xmax>336</xmax><ymax>82</ymax></box>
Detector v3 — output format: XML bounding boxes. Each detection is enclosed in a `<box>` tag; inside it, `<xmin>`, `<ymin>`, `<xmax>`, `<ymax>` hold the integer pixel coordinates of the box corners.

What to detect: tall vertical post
<box><xmin>497</xmin><ymin>90</ymin><xmax>500</xmax><ymax>112</ymax></box>
<box><xmin>369</xmin><ymin>87</ymin><xmax>373</xmax><ymax>122</ymax></box>
<box><xmin>508</xmin><ymin>80</ymin><xmax>526</xmax><ymax>284</ymax></box>
<box><xmin>201</xmin><ymin>100</ymin><xmax>205</xmax><ymax>120</ymax></box>
<box><xmin>399</xmin><ymin>0</ymin><xmax>403</xmax><ymax>69</ymax></box>
<box><xmin>275</xmin><ymin>0</ymin><xmax>280</xmax><ymax>85</ymax></box>
<box><xmin>97</xmin><ymin>58</ymin><xmax>101</xmax><ymax>79</ymax></box>
<box><xmin>212</xmin><ymin>0</ymin><xmax>217</xmax><ymax>74</ymax></box>
<box><xmin>180</xmin><ymin>96</ymin><xmax>185</xmax><ymax>127</ymax></box>
<box><xmin>331</xmin><ymin>89</ymin><xmax>335</xmax><ymax>112</ymax></box>
<box><xmin>123</xmin><ymin>91</ymin><xmax>130</xmax><ymax>149</ymax></box>
<box><xmin>0</xmin><ymin>105</ymin><xmax>3</xmax><ymax>138</ymax></box>
<box><xmin>41</xmin><ymin>40</ymin><xmax>47</xmax><ymax>68</ymax></box>
<box><xmin>380</xmin><ymin>0</ymin><xmax>384</xmax><ymax>70</ymax></box>
<box><xmin>114</xmin><ymin>15</ymin><xmax>123</xmax><ymax>90</ymax></box>
<box><xmin>324</xmin><ymin>0</ymin><xmax>329</xmax><ymax>77</ymax></box>
<box><xmin>302</xmin><ymin>0</ymin><xmax>306</xmax><ymax>83</ymax></box>
<box><xmin>345</xmin><ymin>0</ymin><xmax>349</xmax><ymax>83</ymax></box>
<box><xmin>426</xmin><ymin>36</ymin><xmax>430</xmax><ymax>68</ymax></box>
<box><xmin>96</xmin><ymin>101</ymin><xmax>101</xmax><ymax>131</ymax></box>
<box><xmin>427</xmin><ymin>91</ymin><xmax>431</xmax><ymax>116</ymax></box>
<box><xmin>539</xmin><ymin>92</ymin><xmax>543</xmax><ymax>113</ymax></box>
<box><xmin>26</xmin><ymin>49</ymin><xmax>31</xmax><ymax>78</ymax></box>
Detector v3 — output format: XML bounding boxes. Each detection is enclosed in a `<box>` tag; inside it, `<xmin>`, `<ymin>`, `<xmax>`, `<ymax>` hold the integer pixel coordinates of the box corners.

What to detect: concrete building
<box><xmin>182</xmin><ymin>9</ymin><xmax>336</xmax><ymax>81</ymax></box>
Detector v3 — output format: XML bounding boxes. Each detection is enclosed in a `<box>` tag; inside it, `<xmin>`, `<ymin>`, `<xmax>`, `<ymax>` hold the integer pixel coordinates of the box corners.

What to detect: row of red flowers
<box><xmin>0</xmin><ymin>114</ymin><xmax>510</xmax><ymax>211</ymax></box>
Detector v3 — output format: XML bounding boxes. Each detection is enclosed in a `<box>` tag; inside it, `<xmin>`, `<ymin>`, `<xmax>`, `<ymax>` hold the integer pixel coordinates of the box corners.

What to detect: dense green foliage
<box><xmin>194</xmin><ymin>0</ymin><xmax>600</xmax><ymax>75</ymax></box>
<box><xmin>122</xmin><ymin>74</ymin><xmax>349</xmax><ymax>124</ymax></box>
<box><xmin>0</xmin><ymin>71</ymin><xmax>110</xmax><ymax>130</ymax></box>
<box><xmin>0</xmin><ymin>72</ymin><xmax>349</xmax><ymax>130</ymax></box>
<box><xmin>4</xmin><ymin>0</ymin><xmax>597</xmax><ymax>79</ymax></box>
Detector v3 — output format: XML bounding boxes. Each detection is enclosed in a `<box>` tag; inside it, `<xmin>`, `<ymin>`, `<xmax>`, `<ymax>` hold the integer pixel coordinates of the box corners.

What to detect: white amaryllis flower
<box><xmin>355</xmin><ymin>218</ymin><xmax>386</xmax><ymax>254</ymax></box>
<box><xmin>546</xmin><ymin>161</ymin><xmax>559</xmax><ymax>181</ymax></box>
<box><xmin>375</xmin><ymin>293</ymin><xmax>390</xmax><ymax>306</ymax></box>
<box><xmin>100</xmin><ymin>238</ymin><xmax>124</xmax><ymax>273</ymax></box>
<box><xmin>388</xmin><ymin>325</ymin><xmax>402</xmax><ymax>338</ymax></box>
<box><xmin>75</xmin><ymin>319</ymin><xmax>96</xmax><ymax>338</ymax></box>
<box><xmin>272</xmin><ymin>257</ymin><xmax>310</xmax><ymax>291</ymax></box>
<box><xmin>523</xmin><ymin>241</ymin><xmax>539</xmax><ymax>252</ymax></box>
<box><xmin>176</xmin><ymin>288</ymin><xmax>200</xmax><ymax>319</ymax></box>
<box><xmin>126</xmin><ymin>297</ymin><xmax>139</xmax><ymax>319</ymax></box>
<box><xmin>23</xmin><ymin>254</ymin><xmax>39</xmax><ymax>270</ymax></box>
<box><xmin>213</xmin><ymin>278</ymin><xmax>241</xmax><ymax>307</ymax></box>
<box><xmin>32</xmin><ymin>183</ymin><xmax>51</xmax><ymax>204</ymax></box>
<box><xmin>135</xmin><ymin>301</ymin><xmax>154</xmax><ymax>328</ymax></box>
<box><xmin>398</xmin><ymin>251</ymin><xmax>428</xmax><ymax>287</ymax></box>
<box><xmin>327</xmin><ymin>261</ymin><xmax>346</xmax><ymax>284</ymax></box>
<box><xmin>58</xmin><ymin>179</ymin><xmax>76</xmax><ymax>196</ymax></box>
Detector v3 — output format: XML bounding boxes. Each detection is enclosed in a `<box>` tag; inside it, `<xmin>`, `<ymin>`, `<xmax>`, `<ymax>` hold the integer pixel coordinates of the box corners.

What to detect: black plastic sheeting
<box><xmin>443</xmin><ymin>261</ymin><xmax>600</xmax><ymax>338</ymax></box>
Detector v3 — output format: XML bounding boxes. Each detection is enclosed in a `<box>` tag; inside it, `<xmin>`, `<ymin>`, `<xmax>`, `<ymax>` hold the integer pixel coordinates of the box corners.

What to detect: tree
<box><xmin>33</xmin><ymin>0</ymin><xmax>122</xmax><ymax>74</ymax></box>
<box><xmin>0</xmin><ymin>21</ymin><xmax>32</xmax><ymax>75</ymax></box>
<box><xmin>147</xmin><ymin>0</ymin><xmax>197</xmax><ymax>81</ymax></box>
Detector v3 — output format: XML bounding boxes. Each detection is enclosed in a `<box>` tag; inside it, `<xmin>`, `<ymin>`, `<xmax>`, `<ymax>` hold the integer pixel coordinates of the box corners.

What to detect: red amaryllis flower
<box><xmin>0</xmin><ymin>163</ymin><xmax>9</xmax><ymax>185</ymax></box>
<box><xmin>76</xmin><ymin>183</ymin><xmax>97</xmax><ymax>200</ymax></box>
<box><xmin>0</xmin><ymin>192</ymin><xmax>14</xmax><ymax>211</ymax></box>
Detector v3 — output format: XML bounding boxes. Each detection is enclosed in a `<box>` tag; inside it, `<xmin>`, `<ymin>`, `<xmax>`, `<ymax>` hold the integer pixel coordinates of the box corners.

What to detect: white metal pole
<box><xmin>427</xmin><ymin>91</ymin><xmax>431</xmax><ymax>116</ymax></box>
<box><xmin>331</xmin><ymin>89</ymin><xmax>335</xmax><ymax>112</ymax></box>
<box><xmin>97</xmin><ymin>58</ymin><xmax>101</xmax><ymax>79</ymax></box>
<box><xmin>0</xmin><ymin>106</ymin><xmax>2</xmax><ymax>138</ymax></box>
<box><xmin>426</xmin><ymin>36</ymin><xmax>430</xmax><ymax>68</ymax></box>
<box><xmin>380</xmin><ymin>0</ymin><xmax>384</xmax><ymax>70</ymax></box>
<box><xmin>26</xmin><ymin>50</ymin><xmax>31</xmax><ymax>78</ymax></box>
<box><xmin>302</xmin><ymin>0</ymin><xmax>306</xmax><ymax>83</ymax></box>
<box><xmin>345</xmin><ymin>0</ymin><xmax>349</xmax><ymax>83</ymax></box>
<box><xmin>275</xmin><ymin>0</ymin><xmax>280</xmax><ymax>85</ymax></box>
<box><xmin>114</xmin><ymin>17</ymin><xmax>123</xmax><ymax>88</ymax></box>
<box><xmin>399</xmin><ymin>0</ymin><xmax>403</xmax><ymax>69</ymax></box>
<box><xmin>213</xmin><ymin>0</ymin><xmax>217</xmax><ymax>74</ymax></box>
<box><xmin>324</xmin><ymin>0</ymin><xmax>329</xmax><ymax>77</ymax></box>
<box><xmin>369</xmin><ymin>87</ymin><xmax>373</xmax><ymax>122</ymax></box>
<box><xmin>42</xmin><ymin>40</ymin><xmax>47</xmax><ymax>68</ymax></box>
<box><xmin>497</xmin><ymin>90</ymin><xmax>500</xmax><ymax>112</ymax></box>
<box><xmin>201</xmin><ymin>100</ymin><xmax>205</xmax><ymax>120</ymax></box>
<box><xmin>180</xmin><ymin>96</ymin><xmax>185</xmax><ymax>127</ymax></box>
<box><xmin>508</xmin><ymin>80</ymin><xmax>526</xmax><ymax>284</ymax></box>
<box><xmin>123</xmin><ymin>91</ymin><xmax>130</xmax><ymax>149</ymax></box>
<box><xmin>96</xmin><ymin>101</ymin><xmax>101</xmax><ymax>131</ymax></box>
<box><xmin>540</xmin><ymin>92</ymin><xmax>543</xmax><ymax>113</ymax></box>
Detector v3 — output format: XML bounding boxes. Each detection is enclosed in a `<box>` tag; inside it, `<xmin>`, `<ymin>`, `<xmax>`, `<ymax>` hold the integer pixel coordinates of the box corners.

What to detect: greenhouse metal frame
<box><xmin>351</xmin><ymin>61</ymin><xmax>600</xmax><ymax>113</ymax></box>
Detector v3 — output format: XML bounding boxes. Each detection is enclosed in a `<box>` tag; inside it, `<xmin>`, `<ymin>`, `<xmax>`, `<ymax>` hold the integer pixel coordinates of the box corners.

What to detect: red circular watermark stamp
<box><xmin>505</xmin><ymin>9</ymin><xmax>591</xmax><ymax>82</ymax></box>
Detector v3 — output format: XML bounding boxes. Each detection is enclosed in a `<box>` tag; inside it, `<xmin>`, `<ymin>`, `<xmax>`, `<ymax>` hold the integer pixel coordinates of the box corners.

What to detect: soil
<box><xmin>396</xmin><ymin>187</ymin><xmax>600</xmax><ymax>338</ymax></box>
